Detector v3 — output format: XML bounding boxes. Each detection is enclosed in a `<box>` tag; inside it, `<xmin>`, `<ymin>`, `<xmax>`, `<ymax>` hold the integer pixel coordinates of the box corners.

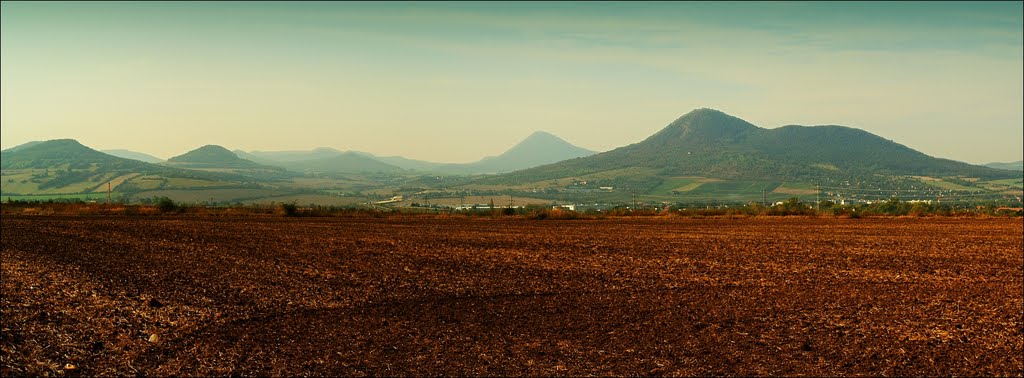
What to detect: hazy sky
<box><xmin>2</xmin><ymin>1</ymin><xmax>1022</xmax><ymax>164</ymax></box>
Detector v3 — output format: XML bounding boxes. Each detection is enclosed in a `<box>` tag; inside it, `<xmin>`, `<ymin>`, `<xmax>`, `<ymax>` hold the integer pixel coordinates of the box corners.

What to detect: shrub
<box><xmin>280</xmin><ymin>202</ymin><xmax>299</xmax><ymax>217</ymax></box>
<box><xmin>155</xmin><ymin>197</ymin><xmax>177</xmax><ymax>213</ymax></box>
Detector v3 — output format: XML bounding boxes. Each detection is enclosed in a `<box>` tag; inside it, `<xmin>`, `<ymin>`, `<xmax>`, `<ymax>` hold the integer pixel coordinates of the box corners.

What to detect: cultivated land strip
<box><xmin>1</xmin><ymin>217</ymin><xmax>1021</xmax><ymax>376</ymax></box>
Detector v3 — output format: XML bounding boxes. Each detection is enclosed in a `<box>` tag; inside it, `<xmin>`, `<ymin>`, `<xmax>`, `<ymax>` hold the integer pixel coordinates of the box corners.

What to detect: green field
<box><xmin>980</xmin><ymin>177</ymin><xmax>1024</xmax><ymax>190</ymax></box>
<box><xmin>132</xmin><ymin>188</ymin><xmax>287</xmax><ymax>203</ymax></box>
<box><xmin>95</xmin><ymin>173</ymin><xmax>141</xmax><ymax>192</ymax></box>
<box><xmin>1</xmin><ymin>171</ymin><xmax>40</xmax><ymax>193</ymax></box>
<box><xmin>670</xmin><ymin>181</ymin><xmax>792</xmax><ymax>202</ymax></box>
<box><xmin>4</xmin><ymin>193</ymin><xmax>113</xmax><ymax>202</ymax></box>
<box><xmin>0</xmin><ymin>169</ymin><xmax>110</xmax><ymax>194</ymax></box>
<box><xmin>162</xmin><ymin>178</ymin><xmax>233</xmax><ymax>188</ymax></box>
<box><xmin>913</xmin><ymin>177</ymin><xmax>984</xmax><ymax>192</ymax></box>
<box><xmin>772</xmin><ymin>182</ymin><xmax>817</xmax><ymax>195</ymax></box>
<box><xmin>242</xmin><ymin>194</ymin><xmax>368</xmax><ymax>206</ymax></box>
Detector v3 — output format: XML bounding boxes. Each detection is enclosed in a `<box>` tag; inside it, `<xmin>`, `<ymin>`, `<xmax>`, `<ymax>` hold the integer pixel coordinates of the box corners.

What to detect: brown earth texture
<box><xmin>2</xmin><ymin>215</ymin><xmax>1022</xmax><ymax>376</ymax></box>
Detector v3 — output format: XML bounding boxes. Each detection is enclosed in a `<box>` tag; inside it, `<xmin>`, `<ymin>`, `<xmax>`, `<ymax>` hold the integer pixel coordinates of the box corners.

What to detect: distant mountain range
<box><xmin>165</xmin><ymin>145</ymin><xmax>282</xmax><ymax>171</ymax></box>
<box><xmin>235</xmin><ymin>148</ymin><xmax>404</xmax><ymax>174</ymax></box>
<box><xmin>233</xmin><ymin>131</ymin><xmax>597</xmax><ymax>175</ymax></box>
<box><xmin>483</xmin><ymin>109</ymin><xmax>1014</xmax><ymax>186</ymax></box>
<box><xmin>353</xmin><ymin>131</ymin><xmax>597</xmax><ymax>174</ymax></box>
<box><xmin>984</xmin><ymin>161</ymin><xmax>1023</xmax><ymax>172</ymax></box>
<box><xmin>102</xmin><ymin>149</ymin><xmax>164</xmax><ymax>164</ymax></box>
<box><xmin>2</xmin><ymin>111</ymin><xmax>1017</xmax><ymax>202</ymax></box>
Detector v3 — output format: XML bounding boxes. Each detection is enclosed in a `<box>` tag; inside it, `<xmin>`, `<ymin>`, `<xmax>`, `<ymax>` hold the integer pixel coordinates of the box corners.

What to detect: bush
<box><xmin>155</xmin><ymin>197</ymin><xmax>177</xmax><ymax>213</ymax></box>
<box><xmin>280</xmin><ymin>202</ymin><xmax>299</xmax><ymax>217</ymax></box>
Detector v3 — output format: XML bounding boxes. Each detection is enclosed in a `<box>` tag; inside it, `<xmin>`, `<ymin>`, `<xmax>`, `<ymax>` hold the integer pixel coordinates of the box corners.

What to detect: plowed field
<box><xmin>2</xmin><ymin>216</ymin><xmax>1022</xmax><ymax>376</ymax></box>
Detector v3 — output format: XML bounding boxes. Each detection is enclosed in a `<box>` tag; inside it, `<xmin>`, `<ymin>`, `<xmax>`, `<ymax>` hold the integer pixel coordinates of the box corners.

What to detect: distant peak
<box><xmin>41</xmin><ymin>138</ymin><xmax>86</xmax><ymax>146</ymax></box>
<box><xmin>671</xmin><ymin>108</ymin><xmax>755</xmax><ymax>128</ymax></box>
<box><xmin>312</xmin><ymin>147</ymin><xmax>343</xmax><ymax>153</ymax></box>
<box><xmin>3</xmin><ymin>139</ymin><xmax>90</xmax><ymax>153</ymax></box>
<box><xmin>642</xmin><ymin>108</ymin><xmax>759</xmax><ymax>143</ymax></box>
<box><xmin>521</xmin><ymin>131</ymin><xmax>563</xmax><ymax>142</ymax></box>
<box><xmin>168</xmin><ymin>144</ymin><xmax>242</xmax><ymax>163</ymax></box>
<box><xmin>194</xmin><ymin>144</ymin><xmax>231</xmax><ymax>152</ymax></box>
<box><xmin>684</xmin><ymin>108</ymin><xmax>727</xmax><ymax>116</ymax></box>
<box><xmin>676</xmin><ymin>108</ymin><xmax>736</xmax><ymax>122</ymax></box>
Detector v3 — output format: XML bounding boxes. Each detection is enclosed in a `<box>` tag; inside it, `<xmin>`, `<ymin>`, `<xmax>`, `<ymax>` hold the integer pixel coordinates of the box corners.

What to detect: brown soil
<box><xmin>2</xmin><ymin>216</ymin><xmax>1021</xmax><ymax>376</ymax></box>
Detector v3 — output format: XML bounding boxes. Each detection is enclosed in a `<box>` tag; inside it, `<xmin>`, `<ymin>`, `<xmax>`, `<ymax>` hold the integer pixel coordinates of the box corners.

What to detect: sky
<box><xmin>2</xmin><ymin>1</ymin><xmax>1022</xmax><ymax>164</ymax></box>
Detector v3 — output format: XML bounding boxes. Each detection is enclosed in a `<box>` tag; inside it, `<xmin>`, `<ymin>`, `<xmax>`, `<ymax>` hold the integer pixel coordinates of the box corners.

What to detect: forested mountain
<box><xmin>484</xmin><ymin>109</ymin><xmax>1014</xmax><ymax>184</ymax></box>
<box><xmin>2</xmin><ymin>140</ymin><xmax>166</xmax><ymax>173</ymax></box>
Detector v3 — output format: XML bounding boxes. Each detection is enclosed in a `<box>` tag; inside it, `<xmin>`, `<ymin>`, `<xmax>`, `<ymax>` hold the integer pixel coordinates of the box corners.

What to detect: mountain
<box><xmin>356</xmin><ymin>131</ymin><xmax>597</xmax><ymax>174</ymax></box>
<box><xmin>482</xmin><ymin>109</ymin><xmax>1015</xmax><ymax>189</ymax></box>
<box><xmin>984</xmin><ymin>161</ymin><xmax>1023</xmax><ymax>172</ymax></box>
<box><xmin>0</xmin><ymin>139</ymin><xmax>242</xmax><ymax>195</ymax></box>
<box><xmin>275</xmin><ymin>152</ymin><xmax>404</xmax><ymax>174</ymax></box>
<box><xmin>2</xmin><ymin>139</ymin><xmax>151</xmax><ymax>171</ymax></box>
<box><xmin>354</xmin><ymin>153</ymin><xmax>449</xmax><ymax>172</ymax></box>
<box><xmin>103</xmin><ymin>149</ymin><xmax>164</xmax><ymax>163</ymax></box>
<box><xmin>234</xmin><ymin>148</ymin><xmax>404</xmax><ymax>174</ymax></box>
<box><xmin>165</xmin><ymin>145</ymin><xmax>282</xmax><ymax>171</ymax></box>
<box><xmin>461</xmin><ymin>131</ymin><xmax>597</xmax><ymax>173</ymax></box>
<box><xmin>2</xmin><ymin>141</ymin><xmax>44</xmax><ymax>153</ymax></box>
<box><xmin>235</xmin><ymin>147</ymin><xmax>346</xmax><ymax>164</ymax></box>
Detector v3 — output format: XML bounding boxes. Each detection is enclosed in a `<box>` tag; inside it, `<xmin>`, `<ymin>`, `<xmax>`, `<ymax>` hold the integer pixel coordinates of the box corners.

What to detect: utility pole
<box><xmin>107</xmin><ymin>182</ymin><xmax>111</xmax><ymax>205</ymax></box>
<box><xmin>815</xmin><ymin>184</ymin><xmax>820</xmax><ymax>211</ymax></box>
<box><xmin>762</xmin><ymin>188</ymin><xmax>766</xmax><ymax>207</ymax></box>
<box><xmin>632</xmin><ymin>191</ymin><xmax>636</xmax><ymax>210</ymax></box>
<box><xmin>509</xmin><ymin>194</ymin><xmax>513</xmax><ymax>209</ymax></box>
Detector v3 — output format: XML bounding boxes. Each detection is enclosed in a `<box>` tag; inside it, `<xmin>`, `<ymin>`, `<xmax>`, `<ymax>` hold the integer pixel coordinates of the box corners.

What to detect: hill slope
<box><xmin>484</xmin><ymin>109</ymin><xmax>1014</xmax><ymax>188</ymax></box>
